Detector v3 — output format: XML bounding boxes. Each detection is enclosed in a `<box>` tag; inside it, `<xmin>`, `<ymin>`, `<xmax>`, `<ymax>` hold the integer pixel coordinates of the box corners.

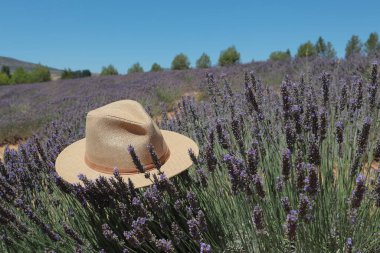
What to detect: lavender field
<box><xmin>0</xmin><ymin>56</ymin><xmax>380</xmax><ymax>252</ymax></box>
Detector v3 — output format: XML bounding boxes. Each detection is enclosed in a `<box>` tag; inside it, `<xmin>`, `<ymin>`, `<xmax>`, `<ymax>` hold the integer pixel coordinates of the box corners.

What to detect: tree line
<box><xmin>0</xmin><ymin>65</ymin><xmax>51</xmax><ymax>85</ymax></box>
<box><xmin>101</xmin><ymin>32</ymin><xmax>380</xmax><ymax>76</ymax></box>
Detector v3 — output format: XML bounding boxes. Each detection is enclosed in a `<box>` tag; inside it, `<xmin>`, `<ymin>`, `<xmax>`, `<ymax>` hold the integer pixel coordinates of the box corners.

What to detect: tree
<box><xmin>30</xmin><ymin>65</ymin><xmax>51</xmax><ymax>83</ymax></box>
<box><xmin>61</xmin><ymin>69</ymin><xmax>91</xmax><ymax>79</ymax></box>
<box><xmin>150</xmin><ymin>63</ymin><xmax>163</xmax><ymax>72</ymax></box>
<box><xmin>171</xmin><ymin>53</ymin><xmax>190</xmax><ymax>70</ymax></box>
<box><xmin>218</xmin><ymin>46</ymin><xmax>240</xmax><ymax>66</ymax></box>
<box><xmin>81</xmin><ymin>70</ymin><xmax>92</xmax><ymax>77</ymax></box>
<box><xmin>325</xmin><ymin>42</ymin><xmax>337</xmax><ymax>59</ymax></box>
<box><xmin>0</xmin><ymin>72</ymin><xmax>10</xmax><ymax>85</ymax></box>
<box><xmin>1</xmin><ymin>65</ymin><xmax>11</xmax><ymax>78</ymax></box>
<box><xmin>196</xmin><ymin>53</ymin><xmax>211</xmax><ymax>68</ymax></box>
<box><xmin>11</xmin><ymin>67</ymin><xmax>30</xmax><ymax>84</ymax></box>
<box><xmin>365</xmin><ymin>32</ymin><xmax>380</xmax><ymax>55</ymax></box>
<box><xmin>345</xmin><ymin>35</ymin><xmax>362</xmax><ymax>59</ymax></box>
<box><xmin>269</xmin><ymin>49</ymin><xmax>291</xmax><ymax>61</ymax></box>
<box><xmin>315</xmin><ymin>37</ymin><xmax>327</xmax><ymax>57</ymax></box>
<box><xmin>127</xmin><ymin>63</ymin><xmax>144</xmax><ymax>74</ymax></box>
<box><xmin>100</xmin><ymin>64</ymin><xmax>118</xmax><ymax>76</ymax></box>
<box><xmin>296</xmin><ymin>41</ymin><xmax>317</xmax><ymax>58</ymax></box>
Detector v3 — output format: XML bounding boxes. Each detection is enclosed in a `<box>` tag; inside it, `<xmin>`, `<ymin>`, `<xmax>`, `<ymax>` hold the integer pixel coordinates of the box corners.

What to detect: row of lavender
<box><xmin>0</xmin><ymin>57</ymin><xmax>379</xmax><ymax>252</ymax></box>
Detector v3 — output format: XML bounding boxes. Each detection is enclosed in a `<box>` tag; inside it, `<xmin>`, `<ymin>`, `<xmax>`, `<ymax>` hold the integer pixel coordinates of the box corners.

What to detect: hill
<box><xmin>0</xmin><ymin>56</ymin><xmax>62</xmax><ymax>77</ymax></box>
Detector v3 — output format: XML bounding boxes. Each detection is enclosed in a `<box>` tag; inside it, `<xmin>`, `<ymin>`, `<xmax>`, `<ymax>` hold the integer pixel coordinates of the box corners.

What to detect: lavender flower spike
<box><xmin>351</xmin><ymin>174</ymin><xmax>366</xmax><ymax>209</ymax></box>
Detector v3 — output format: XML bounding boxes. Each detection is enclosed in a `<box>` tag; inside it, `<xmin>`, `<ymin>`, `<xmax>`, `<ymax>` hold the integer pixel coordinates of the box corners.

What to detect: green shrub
<box><xmin>196</xmin><ymin>53</ymin><xmax>212</xmax><ymax>68</ymax></box>
<box><xmin>0</xmin><ymin>72</ymin><xmax>10</xmax><ymax>85</ymax></box>
<box><xmin>81</xmin><ymin>69</ymin><xmax>91</xmax><ymax>77</ymax></box>
<box><xmin>269</xmin><ymin>50</ymin><xmax>291</xmax><ymax>61</ymax></box>
<box><xmin>296</xmin><ymin>41</ymin><xmax>317</xmax><ymax>58</ymax></box>
<box><xmin>171</xmin><ymin>53</ymin><xmax>190</xmax><ymax>70</ymax></box>
<box><xmin>29</xmin><ymin>65</ymin><xmax>51</xmax><ymax>83</ymax></box>
<box><xmin>150</xmin><ymin>63</ymin><xmax>163</xmax><ymax>72</ymax></box>
<box><xmin>61</xmin><ymin>69</ymin><xmax>92</xmax><ymax>79</ymax></box>
<box><xmin>218</xmin><ymin>46</ymin><xmax>240</xmax><ymax>66</ymax></box>
<box><xmin>100</xmin><ymin>64</ymin><xmax>118</xmax><ymax>76</ymax></box>
<box><xmin>11</xmin><ymin>67</ymin><xmax>30</xmax><ymax>84</ymax></box>
<box><xmin>1</xmin><ymin>65</ymin><xmax>11</xmax><ymax>78</ymax></box>
<box><xmin>127</xmin><ymin>63</ymin><xmax>144</xmax><ymax>74</ymax></box>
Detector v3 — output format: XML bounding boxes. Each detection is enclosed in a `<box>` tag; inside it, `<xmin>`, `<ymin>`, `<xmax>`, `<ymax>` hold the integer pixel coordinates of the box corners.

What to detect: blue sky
<box><xmin>1</xmin><ymin>0</ymin><xmax>379</xmax><ymax>73</ymax></box>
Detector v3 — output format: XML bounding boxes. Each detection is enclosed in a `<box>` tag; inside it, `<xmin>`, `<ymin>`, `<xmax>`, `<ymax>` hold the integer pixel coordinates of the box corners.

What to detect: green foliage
<box><xmin>325</xmin><ymin>42</ymin><xmax>337</xmax><ymax>59</ymax></box>
<box><xmin>345</xmin><ymin>35</ymin><xmax>362</xmax><ymax>59</ymax></box>
<box><xmin>365</xmin><ymin>32</ymin><xmax>380</xmax><ymax>55</ymax></box>
<box><xmin>29</xmin><ymin>65</ymin><xmax>51</xmax><ymax>83</ymax></box>
<box><xmin>61</xmin><ymin>69</ymin><xmax>92</xmax><ymax>79</ymax></box>
<box><xmin>315</xmin><ymin>37</ymin><xmax>337</xmax><ymax>59</ymax></box>
<box><xmin>315</xmin><ymin>37</ymin><xmax>327</xmax><ymax>56</ymax></box>
<box><xmin>11</xmin><ymin>67</ymin><xmax>30</xmax><ymax>84</ymax></box>
<box><xmin>127</xmin><ymin>62</ymin><xmax>144</xmax><ymax>74</ymax></box>
<box><xmin>100</xmin><ymin>64</ymin><xmax>118</xmax><ymax>76</ymax></box>
<box><xmin>1</xmin><ymin>65</ymin><xmax>11</xmax><ymax>78</ymax></box>
<box><xmin>296</xmin><ymin>41</ymin><xmax>317</xmax><ymax>58</ymax></box>
<box><xmin>269</xmin><ymin>49</ymin><xmax>291</xmax><ymax>61</ymax></box>
<box><xmin>0</xmin><ymin>72</ymin><xmax>10</xmax><ymax>85</ymax></box>
<box><xmin>150</xmin><ymin>63</ymin><xmax>163</xmax><ymax>72</ymax></box>
<box><xmin>196</xmin><ymin>53</ymin><xmax>212</xmax><ymax>68</ymax></box>
<box><xmin>218</xmin><ymin>46</ymin><xmax>240</xmax><ymax>66</ymax></box>
<box><xmin>171</xmin><ymin>53</ymin><xmax>190</xmax><ymax>70</ymax></box>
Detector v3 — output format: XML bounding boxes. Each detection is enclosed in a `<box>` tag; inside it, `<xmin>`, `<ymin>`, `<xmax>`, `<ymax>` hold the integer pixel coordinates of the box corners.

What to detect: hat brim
<box><xmin>55</xmin><ymin>130</ymin><xmax>199</xmax><ymax>188</ymax></box>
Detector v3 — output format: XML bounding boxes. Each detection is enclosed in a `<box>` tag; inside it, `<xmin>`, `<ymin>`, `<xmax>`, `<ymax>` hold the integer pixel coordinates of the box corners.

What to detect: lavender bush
<box><xmin>0</xmin><ymin>57</ymin><xmax>380</xmax><ymax>252</ymax></box>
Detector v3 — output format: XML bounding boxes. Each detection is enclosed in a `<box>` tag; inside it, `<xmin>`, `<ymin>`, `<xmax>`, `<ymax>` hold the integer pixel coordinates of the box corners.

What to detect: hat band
<box><xmin>84</xmin><ymin>149</ymin><xmax>171</xmax><ymax>175</ymax></box>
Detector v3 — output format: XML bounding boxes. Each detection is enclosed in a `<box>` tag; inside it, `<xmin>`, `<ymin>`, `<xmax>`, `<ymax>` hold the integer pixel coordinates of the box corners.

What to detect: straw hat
<box><xmin>55</xmin><ymin>100</ymin><xmax>199</xmax><ymax>188</ymax></box>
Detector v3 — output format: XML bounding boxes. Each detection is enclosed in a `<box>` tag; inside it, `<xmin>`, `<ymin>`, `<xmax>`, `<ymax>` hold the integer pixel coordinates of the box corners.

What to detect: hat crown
<box><xmin>84</xmin><ymin>100</ymin><xmax>169</xmax><ymax>174</ymax></box>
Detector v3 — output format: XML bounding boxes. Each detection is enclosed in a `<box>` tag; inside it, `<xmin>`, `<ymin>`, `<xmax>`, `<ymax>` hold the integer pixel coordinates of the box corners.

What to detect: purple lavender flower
<box><xmin>196</xmin><ymin>167</ymin><xmax>208</xmax><ymax>187</ymax></box>
<box><xmin>373</xmin><ymin>139</ymin><xmax>380</xmax><ymax>161</ymax></box>
<box><xmin>285</xmin><ymin>123</ymin><xmax>296</xmax><ymax>151</ymax></box>
<box><xmin>281</xmin><ymin>197</ymin><xmax>291</xmax><ymax>213</ymax></box>
<box><xmin>252</xmin><ymin>205</ymin><xmax>266</xmax><ymax>233</ymax></box>
<box><xmin>285</xmin><ymin>210</ymin><xmax>298</xmax><ymax>241</ymax></box>
<box><xmin>247</xmin><ymin>148</ymin><xmax>258</xmax><ymax>175</ymax></box>
<box><xmin>216</xmin><ymin>120</ymin><xmax>230</xmax><ymax>150</ymax></box>
<box><xmin>308</xmin><ymin>136</ymin><xmax>321</xmax><ymax>166</ymax></box>
<box><xmin>319</xmin><ymin>108</ymin><xmax>328</xmax><ymax>143</ymax></box>
<box><xmin>291</xmin><ymin>105</ymin><xmax>302</xmax><ymax>135</ymax></box>
<box><xmin>188</xmin><ymin>148</ymin><xmax>199</xmax><ymax>166</ymax></box>
<box><xmin>305</xmin><ymin>164</ymin><xmax>319</xmax><ymax>196</ymax></box>
<box><xmin>155</xmin><ymin>239</ymin><xmax>174</xmax><ymax>253</ymax></box>
<box><xmin>200</xmin><ymin>242</ymin><xmax>212</xmax><ymax>253</ymax></box>
<box><xmin>356</xmin><ymin>117</ymin><xmax>372</xmax><ymax>155</ymax></box>
<box><xmin>368</xmin><ymin>62</ymin><xmax>378</xmax><ymax>109</ymax></box>
<box><xmin>298</xmin><ymin>194</ymin><xmax>312</xmax><ymax>222</ymax></box>
<box><xmin>196</xmin><ymin>210</ymin><xmax>208</xmax><ymax>232</ymax></box>
<box><xmin>375</xmin><ymin>173</ymin><xmax>380</xmax><ymax>207</ymax></box>
<box><xmin>351</xmin><ymin>174</ymin><xmax>366</xmax><ymax>209</ymax></box>
<box><xmin>282</xmin><ymin>149</ymin><xmax>292</xmax><ymax>180</ymax></box>
<box><xmin>147</xmin><ymin>144</ymin><xmax>162</xmax><ymax>170</ymax></box>
<box><xmin>335</xmin><ymin>121</ymin><xmax>344</xmax><ymax>144</ymax></box>
<box><xmin>204</xmin><ymin>144</ymin><xmax>217</xmax><ymax>172</ymax></box>
<box><xmin>321</xmin><ymin>72</ymin><xmax>330</xmax><ymax>106</ymax></box>
<box><xmin>295</xmin><ymin>152</ymin><xmax>306</xmax><ymax>192</ymax></box>
<box><xmin>62</xmin><ymin>223</ymin><xmax>84</xmax><ymax>245</ymax></box>
<box><xmin>187</xmin><ymin>218</ymin><xmax>201</xmax><ymax>242</ymax></box>
<box><xmin>275</xmin><ymin>176</ymin><xmax>284</xmax><ymax>192</ymax></box>
<box><xmin>171</xmin><ymin>222</ymin><xmax>185</xmax><ymax>246</ymax></box>
<box><xmin>127</xmin><ymin>145</ymin><xmax>145</xmax><ymax>173</ymax></box>
<box><xmin>345</xmin><ymin>237</ymin><xmax>353</xmax><ymax>253</ymax></box>
<box><xmin>253</xmin><ymin>174</ymin><xmax>265</xmax><ymax>198</ymax></box>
